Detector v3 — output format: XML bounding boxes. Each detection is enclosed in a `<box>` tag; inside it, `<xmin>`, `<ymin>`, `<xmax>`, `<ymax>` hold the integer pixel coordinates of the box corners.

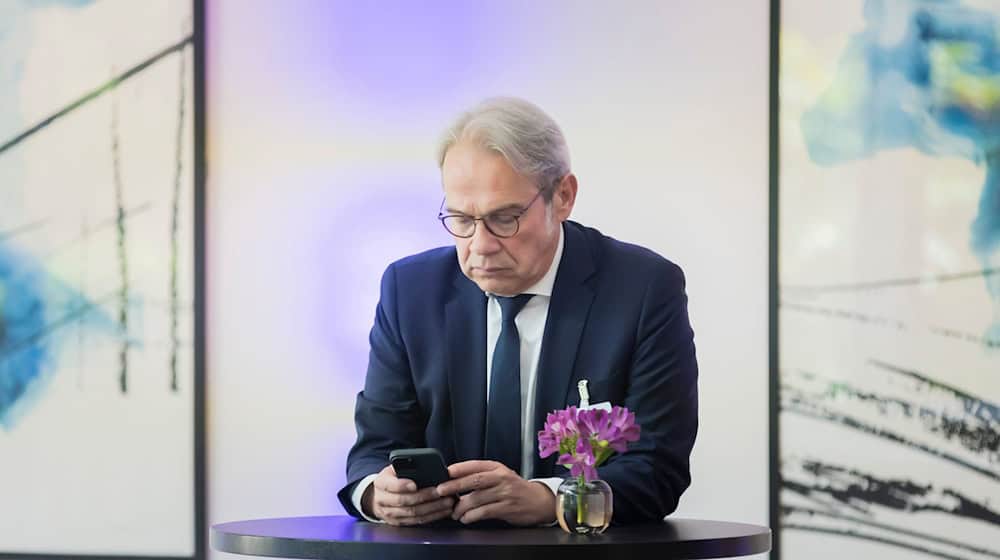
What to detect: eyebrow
<box><xmin>443</xmin><ymin>202</ymin><xmax>524</xmax><ymax>215</ymax></box>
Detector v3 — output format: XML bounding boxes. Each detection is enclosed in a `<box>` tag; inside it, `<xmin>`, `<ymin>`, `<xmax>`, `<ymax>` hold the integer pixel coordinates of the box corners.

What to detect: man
<box><xmin>337</xmin><ymin>97</ymin><xmax>698</xmax><ymax>526</ymax></box>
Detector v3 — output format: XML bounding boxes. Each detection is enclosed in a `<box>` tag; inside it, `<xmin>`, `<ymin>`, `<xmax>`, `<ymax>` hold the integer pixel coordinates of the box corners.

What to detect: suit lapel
<box><xmin>445</xmin><ymin>272</ymin><xmax>488</xmax><ymax>461</ymax></box>
<box><xmin>532</xmin><ymin>222</ymin><xmax>596</xmax><ymax>475</ymax></box>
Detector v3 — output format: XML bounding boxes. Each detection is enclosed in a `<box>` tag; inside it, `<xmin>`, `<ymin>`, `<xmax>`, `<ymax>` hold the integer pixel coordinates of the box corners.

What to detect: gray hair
<box><xmin>437</xmin><ymin>97</ymin><xmax>571</xmax><ymax>199</ymax></box>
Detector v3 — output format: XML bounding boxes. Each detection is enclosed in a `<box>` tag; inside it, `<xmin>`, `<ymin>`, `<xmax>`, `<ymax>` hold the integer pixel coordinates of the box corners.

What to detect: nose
<box><xmin>468</xmin><ymin>222</ymin><xmax>502</xmax><ymax>256</ymax></box>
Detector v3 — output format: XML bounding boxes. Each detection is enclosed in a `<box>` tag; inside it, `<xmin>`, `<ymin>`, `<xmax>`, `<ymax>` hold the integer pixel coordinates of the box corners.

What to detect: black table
<box><xmin>212</xmin><ymin>515</ymin><xmax>771</xmax><ymax>559</ymax></box>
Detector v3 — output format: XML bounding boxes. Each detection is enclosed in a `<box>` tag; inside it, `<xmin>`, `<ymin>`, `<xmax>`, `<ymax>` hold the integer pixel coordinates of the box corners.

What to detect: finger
<box><xmin>382</xmin><ymin>497</ymin><xmax>455</xmax><ymax>525</ymax></box>
<box><xmin>375</xmin><ymin>464</ymin><xmax>416</xmax><ymax>491</ymax></box>
<box><xmin>405</xmin><ymin>497</ymin><xmax>455</xmax><ymax>521</ymax></box>
<box><xmin>397</xmin><ymin>502</ymin><xmax>456</xmax><ymax>526</ymax></box>
<box><xmin>413</xmin><ymin>496</ymin><xmax>455</xmax><ymax>516</ymax></box>
<box><xmin>446</xmin><ymin>460</ymin><xmax>500</xmax><ymax>479</ymax></box>
<box><xmin>437</xmin><ymin>470</ymin><xmax>499</xmax><ymax>496</ymax></box>
<box><xmin>459</xmin><ymin>500</ymin><xmax>506</xmax><ymax>524</ymax></box>
<box><xmin>376</xmin><ymin>474</ymin><xmax>417</xmax><ymax>494</ymax></box>
<box><xmin>451</xmin><ymin>488</ymin><xmax>501</xmax><ymax>520</ymax></box>
<box><xmin>452</xmin><ymin>494</ymin><xmax>469</xmax><ymax>520</ymax></box>
<box><xmin>379</xmin><ymin>486</ymin><xmax>447</xmax><ymax>509</ymax></box>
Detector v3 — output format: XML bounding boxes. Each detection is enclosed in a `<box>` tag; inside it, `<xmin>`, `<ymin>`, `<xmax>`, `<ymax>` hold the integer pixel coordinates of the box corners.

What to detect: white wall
<box><xmin>206</xmin><ymin>1</ymin><xmax>770</xmax><ymax>558</ymax></box>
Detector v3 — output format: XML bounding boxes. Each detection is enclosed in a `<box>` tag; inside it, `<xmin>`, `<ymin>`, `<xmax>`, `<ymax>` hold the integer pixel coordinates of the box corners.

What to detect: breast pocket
<box><xmin>565</xmin><ymin>377</ymin><xmax>617</xmax><ymax>408</ymax></box>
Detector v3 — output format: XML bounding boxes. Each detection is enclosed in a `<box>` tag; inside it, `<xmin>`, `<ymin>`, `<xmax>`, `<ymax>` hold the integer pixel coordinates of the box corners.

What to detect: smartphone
<box><xmin>389</xmin><ymin>448</ymin><xmax>451</xmax><ymax>489</ymax></box>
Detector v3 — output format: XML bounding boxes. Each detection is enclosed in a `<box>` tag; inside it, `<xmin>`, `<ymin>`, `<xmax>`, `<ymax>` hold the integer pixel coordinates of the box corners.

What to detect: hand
<box><xmin>435</xmin><ymin>460</ymin><xmax>556</xmax><ymax>526</ymax></box>
<box><xmin>362</xmin><ymin>465</ymin><xmax>455</xmax><ymax>526</ymax></box>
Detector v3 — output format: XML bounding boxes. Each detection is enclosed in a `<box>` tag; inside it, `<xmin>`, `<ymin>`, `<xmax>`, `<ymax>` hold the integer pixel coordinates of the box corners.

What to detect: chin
<box><xmin>474</xmin><ymin>277</ymin><xmax>519</xmax><ymax>297</ymax></box>
<box><xmin>476</xmin><ymin>280</ymin><xmax>507</xmax><ymax>296</ymax></box>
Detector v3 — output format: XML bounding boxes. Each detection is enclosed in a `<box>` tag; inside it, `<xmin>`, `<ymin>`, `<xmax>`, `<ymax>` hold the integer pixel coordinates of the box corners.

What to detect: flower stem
<box><xmin>576</xmin><ymin>475</ymin><xmax>586</xmax><ymax>526</ymax></box>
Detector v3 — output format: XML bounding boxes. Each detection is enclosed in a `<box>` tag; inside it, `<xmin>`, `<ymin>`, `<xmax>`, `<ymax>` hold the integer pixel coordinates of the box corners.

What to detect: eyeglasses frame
<box><xmin>437</xmin><ymin>188</ymin><xmax>546</xmax><ymax>239</ymax></box>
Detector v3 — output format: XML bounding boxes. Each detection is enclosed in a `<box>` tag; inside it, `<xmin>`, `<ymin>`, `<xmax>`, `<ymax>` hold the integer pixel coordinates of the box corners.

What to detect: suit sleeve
<box><xmin>597</xmin><ymin>262</ymin><xmax>699</xmax><ymax>523</ymax></box>
<box><xmin>336</xmin><ymin>263</ymin><xmax>426</xmax><ymax>518</ymax></box>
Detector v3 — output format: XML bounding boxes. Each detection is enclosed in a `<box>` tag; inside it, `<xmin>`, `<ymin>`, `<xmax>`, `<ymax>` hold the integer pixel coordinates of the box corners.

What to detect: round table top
<box><xmin>211</xmin><ymin>515</ymin><xmax>771</xmax><ymax>560</ymax></box>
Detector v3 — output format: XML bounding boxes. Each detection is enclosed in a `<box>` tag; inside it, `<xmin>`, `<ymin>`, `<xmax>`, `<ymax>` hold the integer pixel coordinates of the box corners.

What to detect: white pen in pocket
<box><xmin>578</xmin><ymin>379</ymin><xmax>612</xmax><ymax>412</ymax></box>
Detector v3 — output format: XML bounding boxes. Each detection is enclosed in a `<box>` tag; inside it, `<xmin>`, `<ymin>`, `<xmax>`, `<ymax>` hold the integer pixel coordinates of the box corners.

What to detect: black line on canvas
<box><xmin>780</xmin><ymin>405</ymin><xmax>999</xmax><ymax>481</ymax></box>
<box><xmin>868</xmin><ymin>360</ymin><xmax>1000</xmax><ymax>415</ymax></box>
<box><xmin>0</xmin><ymin>35</ymin><xmax>193</xmax><ymax>157</ymax></box>
<box><xmin>781</xmin><ymin>506</ymin><xmax>1000</xmax><ymax>557</ymax></box>
<box><xmin>782</xmin><ymin>267</ymin><xmax>1000</xmax><ymax>294</ymax></box>
<box><xmin>783</xmin><ymin>458</ymin><xmax>1000</xmax><ymax>525</ymax></box>
<box><xmin>780</xmin><ymin>301</ymin><xmax>1000</xmax><ymax>348</ymax></box>
<box><xmin>782</xmin><ymin>370</ymin><xmax>999</xmax><ymax>462</ymax></box>
<box><xmin>169</xmin><ymin>26</ymin><xmax>188</xmax><ymax>394</ymax></box>
<box><xmin>111</xmin><ymin>85</ymin><xmax>129</xmax><ymax>394</ymax></box>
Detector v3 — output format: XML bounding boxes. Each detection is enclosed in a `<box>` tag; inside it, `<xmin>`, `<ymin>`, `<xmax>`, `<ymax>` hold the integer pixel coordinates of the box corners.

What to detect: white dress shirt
<box><xmin>351</xmin><ymin>225</ymin><xmax>566</xmax><ymax>521</ymax></box>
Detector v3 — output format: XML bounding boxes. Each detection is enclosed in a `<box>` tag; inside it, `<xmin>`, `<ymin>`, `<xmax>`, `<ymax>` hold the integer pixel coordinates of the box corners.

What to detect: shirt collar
<box><xmin>488</xmin><ymin>223</ymin><xmax>564</xmax><ymax>299</ymax></box>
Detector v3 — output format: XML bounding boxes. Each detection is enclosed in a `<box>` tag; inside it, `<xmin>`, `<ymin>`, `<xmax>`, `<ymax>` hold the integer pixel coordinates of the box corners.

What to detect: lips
<box><xmin>475</xmin><ymin>267</ymin><xmax>509</xmax><ymax>275</ymax></box>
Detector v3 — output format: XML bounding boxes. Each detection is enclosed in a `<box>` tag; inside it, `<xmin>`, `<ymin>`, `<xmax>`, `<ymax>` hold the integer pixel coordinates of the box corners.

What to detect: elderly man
<box><xmin>337</xmin><ymin>97</ymin><xmax>698</xmax><ymax>526</ymax></box>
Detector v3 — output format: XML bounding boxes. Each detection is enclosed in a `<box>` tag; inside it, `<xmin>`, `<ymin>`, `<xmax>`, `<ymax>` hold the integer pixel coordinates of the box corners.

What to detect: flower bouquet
<box><xmin>537</xmin><ymin>405</ymin><xmax>640</xmax><ymax>534</ymax></box>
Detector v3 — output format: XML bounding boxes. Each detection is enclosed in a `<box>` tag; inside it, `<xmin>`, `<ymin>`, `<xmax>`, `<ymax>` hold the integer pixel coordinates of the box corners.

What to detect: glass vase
<box><xmin>555</xmin><ymin>477</ymin><xmax>613</xmax><ymax>534</ymax></box>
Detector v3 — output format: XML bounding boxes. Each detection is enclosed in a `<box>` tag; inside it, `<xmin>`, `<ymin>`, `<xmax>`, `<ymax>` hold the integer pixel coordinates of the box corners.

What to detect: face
<box><xmin>441</xmin><ymin>140</ymin><xmax>577</xmax><ymax>296</ymax></box>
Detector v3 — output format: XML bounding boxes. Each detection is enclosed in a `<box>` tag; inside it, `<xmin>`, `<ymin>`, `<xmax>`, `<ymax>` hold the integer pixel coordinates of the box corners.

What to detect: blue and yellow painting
<box><xmin>800</xmin><ymin>0</ymin><xmax>1000</xmax><ymax>338</ymax></box>
<box><xmin>780</xmin><ymin>0</ymin><xmax>1000</xmax><ymax>559</ymax></box>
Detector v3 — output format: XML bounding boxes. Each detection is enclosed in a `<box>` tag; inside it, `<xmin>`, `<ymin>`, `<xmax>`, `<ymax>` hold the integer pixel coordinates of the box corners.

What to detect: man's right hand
<box><xmin>361</xmin><ymin>465</ymin><xmax>455</xmax><ymax>526</ymax></box>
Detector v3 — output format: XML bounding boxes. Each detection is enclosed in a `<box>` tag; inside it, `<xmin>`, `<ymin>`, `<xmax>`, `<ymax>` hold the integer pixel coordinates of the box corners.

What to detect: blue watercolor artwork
<box><xmin>0</xmin><ymin>243</ymin><xmax>114</xmax><ymax>429</ymax></box>
<box><xmin>0</xmin><ymin>0</ymin><xmax>198</xmax><ymax>553</ymax></box>
<box><xmin>801</xmin><ymin>0</ymin><xmax>1000</xmax><ymax>338</ymax></box>
<box><xmin>0</xmin><ymin>246</ymin><xmax>52</xmax><ymax>429</ymax></box>
<box><xmin>780</xmin><ymin>1</ymin><xmax>1000</xmax><ymax>558</ymax></box>
<box><xmin>1</xmin><ymin>0</ymin><xmax>194</xmax><ymax>434</ymax></box>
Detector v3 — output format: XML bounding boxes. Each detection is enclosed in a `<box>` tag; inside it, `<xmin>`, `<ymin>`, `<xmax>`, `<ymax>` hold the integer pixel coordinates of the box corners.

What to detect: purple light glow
<box><xmin>306</xmin><ymin>168</ymin><xmax>450</xmax><ymax>384</ymax></box>
<box><xmin>225</xmin><ymin>0</ymin><xmax>516</xmax><ymax>125</ymax></box>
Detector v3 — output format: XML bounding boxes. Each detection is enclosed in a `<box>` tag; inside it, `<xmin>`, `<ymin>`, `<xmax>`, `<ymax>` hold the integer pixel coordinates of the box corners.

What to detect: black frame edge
<box><xmin>192</xmin><ymin>0</ymin><xmax>207</xmax><ymax>558</ymax></box>
<box><xmin>767</xmin><ymin>0</ymin><xmax>782</xmax><ymax>559</ymax></box>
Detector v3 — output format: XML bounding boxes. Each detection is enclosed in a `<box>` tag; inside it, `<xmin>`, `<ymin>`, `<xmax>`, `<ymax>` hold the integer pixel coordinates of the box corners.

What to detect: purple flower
<box><xmin>537</xmin><ymin>403</ymin><xmax>641</xmax><ymax>483</ymax></box>
<box><xmin>573</xmin><ymin>435</ymin><xmax>599</xmax><ymax>481</ymax></box>
<box><xmin>538</xmin><ymin>407</ymin><xmax>580</xmax><ymax>459</ymax></box>
<box><xmin>555</xmin><ymin>439</ymin><xmax>597</xmax><ymax>481</ymax></box>
<box><xmin>578</xmin><ymin>409</ymin><xmax>608</xmax><ymax>438</ymax></box>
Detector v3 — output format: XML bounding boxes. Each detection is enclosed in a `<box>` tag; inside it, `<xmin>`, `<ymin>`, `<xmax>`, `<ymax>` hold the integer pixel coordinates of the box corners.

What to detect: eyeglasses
<box><xmin>438</xmin><ymin>190</ymin><xmax>544</xmax><ymax>238</ymax></box>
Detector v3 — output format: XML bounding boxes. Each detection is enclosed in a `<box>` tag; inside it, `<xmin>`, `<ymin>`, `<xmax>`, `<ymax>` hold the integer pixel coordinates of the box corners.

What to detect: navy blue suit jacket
<box><xmin>337</xmin><ymin>220</ymin><xmax>698</xmax><ymax>523</ymax></box>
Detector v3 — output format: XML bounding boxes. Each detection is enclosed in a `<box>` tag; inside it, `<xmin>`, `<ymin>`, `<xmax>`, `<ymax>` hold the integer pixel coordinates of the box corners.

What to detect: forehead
<box><xmin>441</xmin><ymin>141</ymin><xmax>537</xmax><ymax>212</ymax></box>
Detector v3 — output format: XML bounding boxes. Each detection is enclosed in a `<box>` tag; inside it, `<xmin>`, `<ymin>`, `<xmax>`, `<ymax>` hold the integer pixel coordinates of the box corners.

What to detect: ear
<box><xmin>551</xmin><ymin>173</ymin><xmax>578</xmax><ymax>222</ymax></box>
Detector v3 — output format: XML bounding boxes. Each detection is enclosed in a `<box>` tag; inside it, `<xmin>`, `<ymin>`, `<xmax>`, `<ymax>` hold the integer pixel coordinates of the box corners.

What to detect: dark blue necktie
<box><xmin>484</xmin><ymin>293</ymin><xmax>534</xmax><ymax>474</ymax></box>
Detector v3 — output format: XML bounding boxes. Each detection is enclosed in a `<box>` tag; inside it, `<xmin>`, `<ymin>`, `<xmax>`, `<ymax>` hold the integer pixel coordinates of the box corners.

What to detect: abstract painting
<box><xmin>776</xmin><ymin>1</ymin><xmax>1000</xmax><ymax>559</ymax></box>
<box><xmin>0</xmin><ymin>0</ymin><xmax>202</xmax><ymax>557</ymax></box>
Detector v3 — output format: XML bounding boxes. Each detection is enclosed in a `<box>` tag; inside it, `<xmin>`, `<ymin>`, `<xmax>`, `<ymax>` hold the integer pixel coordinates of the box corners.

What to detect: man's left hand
<box><xmin>435</xmin><ymin>460</ymin><xmax>556</xmax><ymax>526</ymax></box>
